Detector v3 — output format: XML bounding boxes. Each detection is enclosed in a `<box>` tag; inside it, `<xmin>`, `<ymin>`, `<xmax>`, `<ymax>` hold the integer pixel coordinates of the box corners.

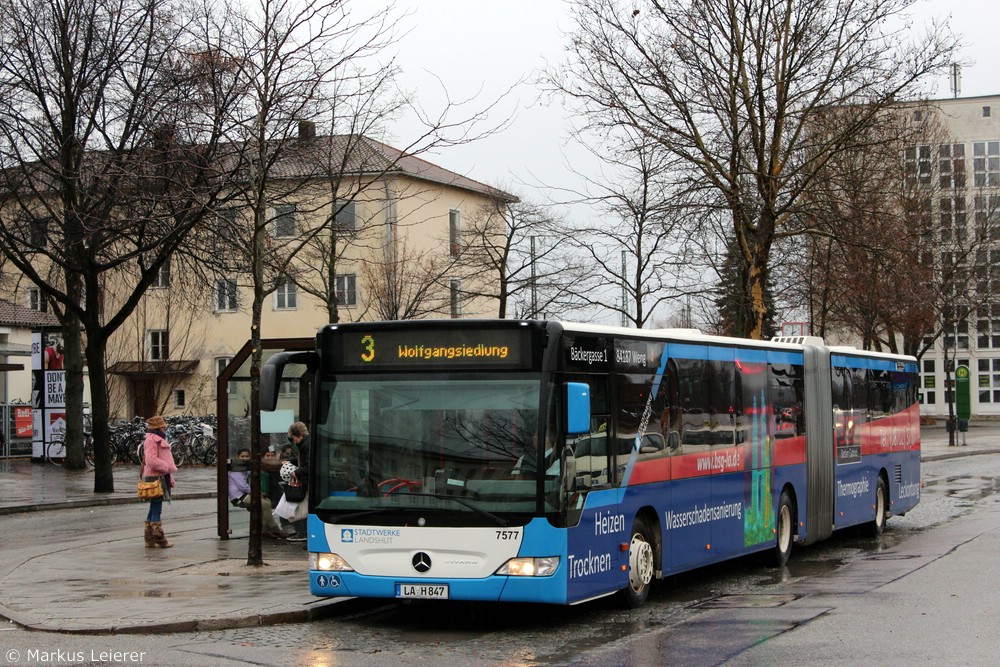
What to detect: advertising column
<box><xmin>31</xmin><ymin>331</ymin><xmax>66</xmax><ymax>460</ymax></box>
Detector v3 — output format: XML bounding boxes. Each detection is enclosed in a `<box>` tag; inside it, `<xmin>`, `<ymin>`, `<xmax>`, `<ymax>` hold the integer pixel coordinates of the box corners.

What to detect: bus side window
<box><xmin>571</xmin><ymin>377</ymin><xmax>610</xmax><ymax>490</ymax></box>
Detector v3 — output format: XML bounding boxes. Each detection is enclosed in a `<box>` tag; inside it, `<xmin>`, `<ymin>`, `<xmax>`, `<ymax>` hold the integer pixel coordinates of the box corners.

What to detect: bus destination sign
<box><xmin>339</xmin><ymin>328</ymin><xmax>529</xmax><ymax>369</ymax></box>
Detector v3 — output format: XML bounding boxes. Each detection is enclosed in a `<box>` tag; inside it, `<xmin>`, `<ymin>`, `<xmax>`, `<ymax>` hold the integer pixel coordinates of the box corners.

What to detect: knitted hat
<box><xmin>147</xmin><ymin>415</ymin><xmax>167</xmax><ymax>430</ymax></box>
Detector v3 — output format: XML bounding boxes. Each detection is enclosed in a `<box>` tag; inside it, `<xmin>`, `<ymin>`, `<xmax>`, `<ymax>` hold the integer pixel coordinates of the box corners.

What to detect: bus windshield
<box><xmin>313</xmin><ymin>374</ymin><xmax>557</xmax><ymax>523</ymax></box>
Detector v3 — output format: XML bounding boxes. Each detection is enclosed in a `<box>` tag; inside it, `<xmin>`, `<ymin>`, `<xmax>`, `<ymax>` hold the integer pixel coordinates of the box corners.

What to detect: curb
<box><xmin>0</xmin><ymin>597</ymin><xmax>350</xmax><ymax>635</ymax></box>
<box><xmin>52</xmin><ymin>600</ymin><xmax>344</xmax><ymax>635</ymax></box>
<box><xmin>0</xmin><ymin>492</ymin><xmax>217</xmax><ymax>517</ymax></box>
<box><xmin>921</xmin><ymin>447</ymin><xmax>1000</xmax><ymax>463</ymax></box>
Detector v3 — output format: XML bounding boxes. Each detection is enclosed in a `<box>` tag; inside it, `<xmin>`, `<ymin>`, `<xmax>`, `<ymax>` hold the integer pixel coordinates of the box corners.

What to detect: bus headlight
<box><xmin>496</xmin><ymin>557</ymin><xmax>559</xmax><ymax>577</ymax></box>
<box><xmin>310</xmin><ymin>552</ymin><xmax>354</xmax><ymax>572</ymax></box>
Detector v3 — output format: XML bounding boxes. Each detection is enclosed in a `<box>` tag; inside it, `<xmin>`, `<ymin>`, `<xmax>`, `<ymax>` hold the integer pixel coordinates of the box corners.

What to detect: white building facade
<box><xmin>908</xmin><ymin>95</ymin><xmax>1000</xmax><ymax>417</ymax></box>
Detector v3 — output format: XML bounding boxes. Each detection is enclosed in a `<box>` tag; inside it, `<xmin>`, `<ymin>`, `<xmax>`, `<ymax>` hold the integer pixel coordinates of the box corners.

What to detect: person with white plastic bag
<box><xmin>283</xmin><ymin>422</ymin><xmax>310</xmax><ymax>541</ymax></box>
<box><xmin>273</xmin><ymin>459</ymin><xmax>309</xmax><ymax>528</ymax></box>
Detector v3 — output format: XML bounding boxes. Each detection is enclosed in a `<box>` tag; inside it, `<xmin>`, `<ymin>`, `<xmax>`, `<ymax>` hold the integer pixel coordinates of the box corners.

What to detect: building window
<box><xmin>939</xmin><ymin>196</ymin><xmax>967</xmax><ymax>243</ymax></box>
<box><xmin>27</xmin><ymin>287</ymin><xmax>47</xmax><ymax>312</ymax></box>
<box><xmin>979</xmin><ymin>359</ymin><xmax>1000</xmax><ymax>403</ymax></box>
<box><xmin>152</xmin><ymin>260</ymin><xmax>171</xmax><ymax>288</ymax></box>
<box><xmin>450</xmin><ymin>278</ymin><xmax>462</xmax><ymax>318</ymax></box>
<box><xmin>984</xmin><ymin>106</ymin><xmax>992</xmax><ymax>118</ymax></box>
<box><xmin>978</xmin><ymin>303</ymin><xmax>1000</xmax><ymax>348</ymax></box>
<box><xmin>449</xmin><ymin>209</ymin><xmax>461</xmax><ymax>256</ymax></box>
<box><xmin>938</xmin><ymin>143</ymin><xmax>966</xmax><ymax>189</ymax></box>
<box><xmin>335</xmin><ymin>200</ymin><xmax>356</xmax><ymax>234</ymax></box>
<box><xmin>173</xmin><ymin>389</ymin><xmax>186</xmax><ymax>408</ymax></box>
<box><xmin>913</xmin><ymin>109</ymin><xmax>923</xmax><ymax>121</ymax></box>
<box><xmin>279</xmin><ymin>379</ymin><xmax>299</xmax><ymax>397</ymax></box>
<box><xmin>27</xmin><ymin>217</ymin><xmax>48</xmax><ymax>248</ymax></box>
<box><xmin>973</xmin><ymin>141</ymin><xmax>1000</xmax><ymax>187</ymax></box>
<box><xmin>945</xmin><ymin>326</ymin><xmax>970</xmax><ymax>354</ymax></box>
<box><xmin>273</xmin><ymin>204</ymin><xmax>296</xmax><ymax>238</ymax></box>
<box><xmin>216</xmin><ymin>208</ymin><xmax>238</xmax><ymax>246</ymax></box>
<box><xmin>905</xmin><ymin>145</ymin><xmax>932</xmax><ymax>186</ymax></box>
<box><xmin>274</xmin><ymin>276</ymin><xmax>297</xmax><ymax>310</ymax></box>
<box><xmin>974</xmin><ymin>194</ymin><xmax>1000</xmax><ymax>240</ymax></box>
<box><xmin>149</xmin><ymin>330</ymin><xmax>169</xmax><ymax>360</ymax></box>
<box><xmin>214</xmin><ymin>278</ymin><xmax>238</xmax><ymax>312</ymax></box>
<box><xmin>335</xmin><ymin>273</ymin><xmax>356</xmax><ymax>306</ymax></box>
<box><xmin>920</xmin><ymin>357</ymin><xmax>936</xmax><ymax>406</ymax></box>
<box><xmin>216</xmin><ymin>357</ymin><xmax>233</xmax><ymax>394</ymax></box>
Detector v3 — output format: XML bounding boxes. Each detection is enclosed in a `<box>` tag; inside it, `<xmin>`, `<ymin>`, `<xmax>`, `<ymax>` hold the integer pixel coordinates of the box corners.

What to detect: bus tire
<box><xmin>864</xmin><ymin>476</ymin><xmax>887</xmax><ymax>538</ymax></box>
<box><xmin>619</xmin><ymin>516</ymin><xmax>655</xmax><ymax>608</ymax></box>
<box><xmin>770</xmin><ymin>490</ymin><xmax>794</xmax><ymax>568</ymax></box>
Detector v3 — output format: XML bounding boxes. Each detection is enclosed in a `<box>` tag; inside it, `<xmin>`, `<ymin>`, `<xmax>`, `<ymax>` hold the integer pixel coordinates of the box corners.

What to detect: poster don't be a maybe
<box><xmin>31</xmin><ymin>331</ymin><xmax>65</xmax><ymax>459</ymax></box>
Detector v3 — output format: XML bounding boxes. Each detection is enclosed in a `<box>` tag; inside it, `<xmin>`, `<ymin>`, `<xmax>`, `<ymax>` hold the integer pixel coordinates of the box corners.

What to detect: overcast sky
<box><xmin>389</xmin><ymin>0</ymin><xmax>998</xmax><ymax>211</ymax></box>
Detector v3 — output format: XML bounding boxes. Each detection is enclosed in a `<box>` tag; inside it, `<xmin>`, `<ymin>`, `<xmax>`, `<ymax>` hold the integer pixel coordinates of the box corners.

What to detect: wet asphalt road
<box><xmin>2</xmin><ymin>452</ymin><xmax>999</xmax><ymax>666</ymax></box>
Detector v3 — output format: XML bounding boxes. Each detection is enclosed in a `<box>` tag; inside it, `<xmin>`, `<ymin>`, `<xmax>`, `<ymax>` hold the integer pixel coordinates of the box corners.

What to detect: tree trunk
<box><xmin>246</xmin><ymin>205</ymin><xmax>267</xmax><ymax>567</ymax></box>
<box><xmin>85</xmin><ymin>335</ymin><xmax>115</xmax><ymax>493</ymax></box>
<box><xmin>61</xmin><ymin>314</ymin><xmax>86</xmax><ymax>469</ymax></box>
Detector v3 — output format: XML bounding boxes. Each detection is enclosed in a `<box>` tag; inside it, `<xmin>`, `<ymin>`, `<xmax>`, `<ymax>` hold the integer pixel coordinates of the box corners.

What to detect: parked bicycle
<box><xmin>45</xmin><ymin>430</ymin><xmax>95</xmax><ymax>466</ymax></box>
<box><xmin>45</xmin><ymin>435</ymin><xmax>66</xmax><ymax>466</ymax></box>
<box><xmin>108</xmin><ymin>417</ymin><xmax>146</xmax><ymax>465</ymax></box>
<box><xmin>165</xmin><ymin>416</ymin><xmax>217</xmax><ymax>466</ymax></box>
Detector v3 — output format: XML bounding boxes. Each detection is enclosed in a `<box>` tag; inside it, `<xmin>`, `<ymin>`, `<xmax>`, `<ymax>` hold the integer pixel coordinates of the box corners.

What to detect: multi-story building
<box><xmin>9</xmin><ymin>133</ymin><xmax>515</xmax><ymax>420</ymax></box>
<box><xmin>818</xmin><ymin>94</ymin><xmax>1000</xmax><ymax>418</ymax></box>
<box><xmin>899</xmin><ymin>95</ymin><xmax>1000</xmax><ymax>417</ymax></box>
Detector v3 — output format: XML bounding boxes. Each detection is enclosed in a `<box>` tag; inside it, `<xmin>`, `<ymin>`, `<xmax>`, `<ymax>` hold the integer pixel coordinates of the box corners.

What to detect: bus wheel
<box><xmin>864</xmin><ymin>477</ymin><xmax>887</xmax><ymax>538</ymax></box>
<box><xmin>770</xmin><ymin>490</ymin><xmax>794</xmax><ymax>568</ymax></box>
<box><xmin>619</xmin><ymin>517</ymin><xmax>655</xmax><ymax>608</ymax></box>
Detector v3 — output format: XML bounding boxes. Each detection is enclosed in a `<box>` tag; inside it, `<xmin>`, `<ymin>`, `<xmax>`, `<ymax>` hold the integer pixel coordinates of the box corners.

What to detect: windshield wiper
<box><xmin>330</xmin><ymin>508</ymin><xmax>401</xmax><ymax>524</ymax></box>
<box><xmin>385</xmin><ymin>492</ymin><xmax>510</xmax><ymax>527</ymax></box>
<box><xmin>329</xmin><ymin>493</ymin><xmax>509</xmax><ymax>527</ymax></box>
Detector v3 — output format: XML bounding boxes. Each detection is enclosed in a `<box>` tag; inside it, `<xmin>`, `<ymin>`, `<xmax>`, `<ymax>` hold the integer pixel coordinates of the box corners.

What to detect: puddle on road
<box><xmin>93</xmin><ymin>588</ymin><xmax>215</xmax><ymax>599</ymax></box>
<box><xmin>691</xmin><ymin>593</ymin><xmax>801</xmax><ymax>609</ymax></box>
<box><xmin>754</xmin><ymin>557</ymin><xmax>843</xmax><ymax>586</ymax></box>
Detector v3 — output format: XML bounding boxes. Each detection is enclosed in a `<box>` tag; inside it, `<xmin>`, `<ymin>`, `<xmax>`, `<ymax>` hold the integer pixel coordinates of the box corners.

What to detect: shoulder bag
<box><xmin>137</xmin><ymin>476</ymin><xmax>164</xmax><ymax>500</ymax></box>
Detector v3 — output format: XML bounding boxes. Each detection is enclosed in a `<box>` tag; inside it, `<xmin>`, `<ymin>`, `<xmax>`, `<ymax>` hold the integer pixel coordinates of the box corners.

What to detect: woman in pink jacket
<box><xmin>142</xmin><ymin>415</ymin><xmax>177</xmax><ymax>548</ymax></box>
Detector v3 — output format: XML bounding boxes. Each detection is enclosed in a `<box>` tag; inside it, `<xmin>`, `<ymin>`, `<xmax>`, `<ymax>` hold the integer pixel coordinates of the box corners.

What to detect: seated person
<box><xmin>228</xmin><ymin>448</ymin><xmax>289</xmax><ymax>538</ymax></box>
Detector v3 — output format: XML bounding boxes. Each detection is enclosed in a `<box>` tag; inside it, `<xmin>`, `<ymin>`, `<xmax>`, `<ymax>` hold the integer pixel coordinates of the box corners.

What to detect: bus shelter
<box><xmin>214</xmin><ymin>337</ymin><xmax>314</xmax><ymax>539</ymax></box>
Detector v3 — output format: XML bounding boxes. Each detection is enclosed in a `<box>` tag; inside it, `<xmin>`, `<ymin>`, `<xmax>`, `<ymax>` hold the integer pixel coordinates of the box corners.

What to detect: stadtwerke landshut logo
<box><xmin>341</xmin><ymin>528</ymin><xmax>353</xmax><ymax>543</ymax></box>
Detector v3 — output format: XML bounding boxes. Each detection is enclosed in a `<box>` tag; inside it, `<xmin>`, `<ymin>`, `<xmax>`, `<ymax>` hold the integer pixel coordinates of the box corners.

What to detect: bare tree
<box><xmin>550</xmin><ymin>0</ymin><xmax>958</xmax><ymax>339</ymax></box>
<box><xmin>0</xmin><ymin>0</ymin><xmax>235</xmax><ymax>486</ymax></box>
<box><xmin>556</xmin><ymin>132</ymin><xmax>695</xmax><ymax>328</ymax></box>
<box><xmin>210</xmin><ymin>0</ymin><xmax>512</xmax><ymax>565</ymax></box>
<box><xmin>360</xmin><ymin>234</ymin><xmax>457</xmax><ymax>320</ymax></box>
<box><xmin>459</xmin><ymin>190</ymin><xmax>582</xmax><ymax>319</ymax></box>
<box><xmin>799</xmin><ymin>104</ymin><xmax>1000</xmax><ymax>361</ymax></box>
<box><xmin>798</xmin><ymin>108</ymin><xmax>937</xmax><ymax>348</ymax></box>
<box><xmin>103</xmin><ymin>254</ymin><xmax>213</xmax><ymax>418</ymax></box>
<box><xmin>204</xmin><ymin>0</ymin><xmax>393</xmax><ymax>566</ymax></box>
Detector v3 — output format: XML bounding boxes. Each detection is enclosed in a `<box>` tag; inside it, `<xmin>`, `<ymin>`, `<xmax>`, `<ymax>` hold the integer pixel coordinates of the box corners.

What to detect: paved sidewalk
<box><xmin>0</xmin><ymin>420</ymin><xmax>996</xmax><ymax>635</ymax></box>
<box><xmin>0</xmin><ymin>460</ymin><xmax>346</xmax><ymax>634</ymax></box>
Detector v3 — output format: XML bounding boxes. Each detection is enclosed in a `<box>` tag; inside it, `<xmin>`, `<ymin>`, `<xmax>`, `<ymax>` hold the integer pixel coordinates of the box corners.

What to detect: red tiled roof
<box><xmin>244</xmin><ymin>134</ymin><xmax>518</xmax><ymax>202</ymax></box>
<box><xmin>0</xmin><ymin>299</ymin><xmax>60</xmax><ymax>328</ymax></box>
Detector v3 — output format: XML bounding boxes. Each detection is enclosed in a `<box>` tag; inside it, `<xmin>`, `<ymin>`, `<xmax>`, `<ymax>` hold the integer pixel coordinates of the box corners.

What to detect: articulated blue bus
<box><xmin>260</xmin><ymin>320</ymin><xmax>920</xmax><ymax>607</ymax></box>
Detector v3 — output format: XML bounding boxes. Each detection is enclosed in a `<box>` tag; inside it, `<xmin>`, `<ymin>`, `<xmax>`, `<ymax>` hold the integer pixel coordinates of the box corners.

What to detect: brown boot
<box><xmin>150</xmin><ymin>521</ymin><xmax>173</xmax><ymax>549</ymax></box>
<box><xmin>144</xmin><ymin>521</ymin><xmax>156</xmax><ymax>548</ymax></box>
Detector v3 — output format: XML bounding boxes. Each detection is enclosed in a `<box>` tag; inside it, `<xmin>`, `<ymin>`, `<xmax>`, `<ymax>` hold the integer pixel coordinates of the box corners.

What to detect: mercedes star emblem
<box><xmin>411</xmin><ymin>552</ymin><xmax>432</xmax><ymax>573</ymax></box>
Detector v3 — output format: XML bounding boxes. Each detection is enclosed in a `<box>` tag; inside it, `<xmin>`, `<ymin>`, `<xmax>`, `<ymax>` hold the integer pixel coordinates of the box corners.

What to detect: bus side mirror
<box><xmin>566</xmin><ymin>382</ymin><xmax>590</xmax><ymax>435</ymax></box>
<box><xmin>261</xmin><ymin>351</ymin><xmax>317</xmax><ymax>411</ymax></box>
